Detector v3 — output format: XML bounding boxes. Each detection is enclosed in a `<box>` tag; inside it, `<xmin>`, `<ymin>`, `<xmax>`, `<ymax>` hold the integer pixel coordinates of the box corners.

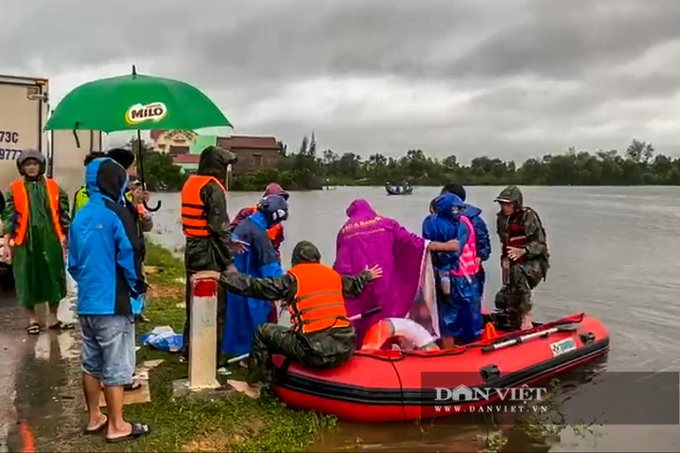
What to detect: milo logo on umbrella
<box><xmin>125</xmin><ymin>102</ymin><xmax>168</xmax><ymax>125</ymax></box>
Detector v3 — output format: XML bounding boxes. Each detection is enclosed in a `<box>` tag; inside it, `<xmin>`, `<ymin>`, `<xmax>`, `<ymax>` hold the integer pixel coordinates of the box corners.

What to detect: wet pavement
<box><xmin>0</xmin><ymin>285</ymin><xmax>83</xmax><ymax>452</ymax></box>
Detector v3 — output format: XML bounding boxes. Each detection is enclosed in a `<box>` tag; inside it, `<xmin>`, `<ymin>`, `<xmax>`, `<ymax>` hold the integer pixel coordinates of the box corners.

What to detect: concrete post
<box><xmin>188</xmin><ymin>279</ymin><xmax>220</xmax><ymax>390</ymax></box>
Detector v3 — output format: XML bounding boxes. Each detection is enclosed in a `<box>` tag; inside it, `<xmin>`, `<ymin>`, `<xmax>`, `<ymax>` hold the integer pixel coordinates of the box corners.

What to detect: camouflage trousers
<box><xmin>247</xmin><ymin>324</ymin><xmax>356</xmax><ymax>384</ymax></box>
<box><xmin>494</xmin><ymin>259</ymin><xmax>547</xmax><ymax>330</ymax></box>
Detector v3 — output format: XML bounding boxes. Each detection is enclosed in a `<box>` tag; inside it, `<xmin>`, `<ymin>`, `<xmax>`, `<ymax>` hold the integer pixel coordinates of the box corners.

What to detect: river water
<box><xmin>149</xmin><ymin>186</ymin><xmax>680</xmax><ymax>452</ymax></box>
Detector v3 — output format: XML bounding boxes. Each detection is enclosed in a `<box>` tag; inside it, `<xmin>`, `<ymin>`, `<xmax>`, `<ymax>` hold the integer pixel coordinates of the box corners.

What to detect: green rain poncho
<box><xmin>2</xmin><ymin>150</ymin><xmax>70</xmax><ymax>308</ymax></box>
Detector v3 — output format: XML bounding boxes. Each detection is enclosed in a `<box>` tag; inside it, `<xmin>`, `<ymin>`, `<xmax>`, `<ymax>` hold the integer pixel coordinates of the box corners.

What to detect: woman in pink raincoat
<box><xmin>333</xmin><ymin>199</ymin><xmax>458</xmax><ymax>345</ymax></box>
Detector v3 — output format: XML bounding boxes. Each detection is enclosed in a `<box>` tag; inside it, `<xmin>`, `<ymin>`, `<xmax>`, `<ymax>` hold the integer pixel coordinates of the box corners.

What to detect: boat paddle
<box><xmin>224</xmin><ymin>306</ymin><xmax>382</xmax><ymax>365</ymax></box>
<box><xmin>481</xmin><ymin>322</ymin><xmax>581</xmax><ymax>353</ymax></box>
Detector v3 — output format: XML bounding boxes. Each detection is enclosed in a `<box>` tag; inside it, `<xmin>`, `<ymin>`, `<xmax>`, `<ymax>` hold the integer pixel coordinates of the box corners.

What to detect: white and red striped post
<box><xmin>189</xmin><ymin>278</ymin><xmax>221</xmax><ymax>390</ymax></box>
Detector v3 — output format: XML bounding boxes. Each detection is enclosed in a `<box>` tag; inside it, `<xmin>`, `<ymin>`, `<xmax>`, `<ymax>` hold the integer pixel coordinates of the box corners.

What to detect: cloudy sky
<box><xmin>4</xmin><ymin>0</ymin><xmax>680</xmax><ymax>163</ymax></box>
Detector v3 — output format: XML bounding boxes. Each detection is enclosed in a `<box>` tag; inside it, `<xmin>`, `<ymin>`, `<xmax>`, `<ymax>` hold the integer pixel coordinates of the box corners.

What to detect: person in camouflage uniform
<box><xmin>193</xmin><ymin>240</ymin><xmax>382</xmax><ymax>396</ymax></box>
<box><xmin>493</xmin><ymin>186</ymin><xmax>550</xmax><ymax>330</ymax></box>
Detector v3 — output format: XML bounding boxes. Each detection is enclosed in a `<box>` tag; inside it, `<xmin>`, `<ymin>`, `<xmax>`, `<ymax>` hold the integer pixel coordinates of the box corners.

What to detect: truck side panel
<box><xmin>0</xmin><ymin>77</ymin><xmax>47</xmax><ymax>192</ymax></box>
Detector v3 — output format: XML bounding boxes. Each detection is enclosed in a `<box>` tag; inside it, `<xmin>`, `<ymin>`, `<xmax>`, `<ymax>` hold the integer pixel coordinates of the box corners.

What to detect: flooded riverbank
<box><xmin>148</xmin><ymin>185</ymin><xmax>680</xmax><ymax>452</ymax></box>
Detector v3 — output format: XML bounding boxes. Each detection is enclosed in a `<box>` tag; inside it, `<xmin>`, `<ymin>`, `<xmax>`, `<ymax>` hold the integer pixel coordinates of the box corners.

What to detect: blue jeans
<box><xmin>80</xmin><ymin>315</ymin><xmax>135</xmax><ymax>387</ymax></box>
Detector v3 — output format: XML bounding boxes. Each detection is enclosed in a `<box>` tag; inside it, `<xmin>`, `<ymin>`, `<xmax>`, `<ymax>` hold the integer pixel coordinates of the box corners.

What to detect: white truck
<box><xmin>0</xmin><ymin>74</ymin><xmax>103</xmax><ymax>282</ymax></box>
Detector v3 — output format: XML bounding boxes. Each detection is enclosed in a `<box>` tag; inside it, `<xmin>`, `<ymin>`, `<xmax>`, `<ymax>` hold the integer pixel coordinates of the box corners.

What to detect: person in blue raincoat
<box><xmin>423</xmin><ymin>193</ymin><xmax>482</xmax><ymax>348</ymax></box>
<box><xmin>436</xmin><ymin>184</ymin><xmax>491</xmax><ymax>300</ymax></box>
<box><xmin>222</xmin><ymin>195</ymin><xmax>289</xmax><ymax>358</ymax></box>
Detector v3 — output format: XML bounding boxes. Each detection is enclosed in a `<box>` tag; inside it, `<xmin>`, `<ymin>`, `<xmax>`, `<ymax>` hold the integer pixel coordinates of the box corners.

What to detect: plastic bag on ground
<box><xmin>140</xmin><ymin>325</ymin><xmax>184</xmax><ymax>353</ymax></box>
<box><xmin>57</xmin><ymin>271</ymin><xmax>78</xmax><ymax>325</ymax></box>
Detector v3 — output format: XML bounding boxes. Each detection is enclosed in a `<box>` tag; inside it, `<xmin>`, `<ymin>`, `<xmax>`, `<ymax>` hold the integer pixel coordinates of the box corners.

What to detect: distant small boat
<box><xmin>385</xmin><ymin>185</ymin><xmax>413</xmax><ymax>195</ymax></box>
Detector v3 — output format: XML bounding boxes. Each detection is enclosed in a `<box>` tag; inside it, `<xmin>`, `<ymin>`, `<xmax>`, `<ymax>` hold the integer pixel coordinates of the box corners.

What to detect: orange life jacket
<box><xmin>180</xmin><ymin>175</ymin><xmax>226</xmax><ymax>238</ymax></box>
<box><xmin>10</xmin><ymin>178</ymin><xmax>65</xmax><ymax>246</ymax></box>
<box><xmin>247</xmin><ymin>205</ymin><xmax>283</xmax><ymax>242</ymax></box>
<box><xmin>287</xmin><ymin>263</ymin><xmax>351</xmax><ymax>334</ymax></box>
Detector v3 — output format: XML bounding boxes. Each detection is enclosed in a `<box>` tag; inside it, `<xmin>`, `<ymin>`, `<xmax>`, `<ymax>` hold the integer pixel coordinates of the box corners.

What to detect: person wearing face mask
<box><xmin>230</xmin><ymin>182</ymin><xmax>289</xmax><ymax>258</ymax></box>
<box><xmin>222</xmin><ymin>195</ymin><xmax>289</xmax><ymax>359</ymax></box>
<box><xmin>422</xmin><ymin>193</ymin><xmax>482</xmax><ymax>348</ymax></box>
<box><xmin>493</xmin><ymin>186</ymin><xmax>549</xmax><ymax>331</ymax></box>
<box><xmin>2</xmin><ymin>149</ymin><xmax>71</xmax><ymax>334</ymax></box>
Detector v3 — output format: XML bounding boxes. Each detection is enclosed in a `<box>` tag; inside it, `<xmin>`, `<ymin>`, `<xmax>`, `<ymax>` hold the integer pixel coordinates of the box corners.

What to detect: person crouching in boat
<box><xmin>333</xmin><ymin>198</ymin><xmax>460</xmax><ymax>346</ymax></box>
<box><xmin>193</xmin><ymin>240</ymin><xmax>383</xmax><ymax>397</ymax></box>
<box><xmin>493</xmin><ymin>186</ymin><xmax>550</xmax><ymax>331</ymax></box>
<box><xmin>423</xmin><ymin>194</ymin><xmax>483</xmax><ymax>348</ymax></box>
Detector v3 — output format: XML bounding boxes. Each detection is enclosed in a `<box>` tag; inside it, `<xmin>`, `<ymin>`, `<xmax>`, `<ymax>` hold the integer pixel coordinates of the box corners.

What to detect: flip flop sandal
<box><xmin>49</xmin><ymin>321</ymin><xmax>74</xmax><ymax>330</ymax></box>
<box><xmin>83</xmin><ymin>417</ymin><xmax>108</xmax><ymax>435</ymax></box>
<box><xmin>27</xmin><ymin>323</ymin><xmax>40</xmax><ymax>335</ymax></box>
<box><xmin>124</xmin><ymin>381</ymin><xmax>143</xmax><ymax>392</ymax></box>
<box><xmin>106</xmin><ymin>422</ymin><xmax>151</xmax><ymax>443</ymax></box>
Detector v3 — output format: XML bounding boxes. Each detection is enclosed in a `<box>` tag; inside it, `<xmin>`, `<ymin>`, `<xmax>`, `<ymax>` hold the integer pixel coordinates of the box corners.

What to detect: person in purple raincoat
<box><xmin>333</xmin><ymin>199</ymin><xmax>459</xmax><ymax>345</ymax></box>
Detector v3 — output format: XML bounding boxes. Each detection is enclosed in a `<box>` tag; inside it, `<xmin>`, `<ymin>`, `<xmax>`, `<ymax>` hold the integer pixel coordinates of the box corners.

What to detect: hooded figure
<box><xmin>493</xmin><ymin>185</ymin><xmax>549</xmax><ymax>330</ymax></box>
<box><xmin>2</xmin><ymin>149</ymin><xmax>71</xmax><ymax>333</ymax></box>
<box><xmin>72</xmin><ymin>151</ymin><xmax>107</xmax><ymax>218</ymax></box>
<box><xmin>68</xmin><ymin>157</ymin><xmax>146</xmax><ymax>315</ymax></box>
<box><xmin>180</xmin><ymin>145</ymin><xmax>238</xmax><ymax>361</ymax></box>
<box><xmin>222</xmin><ymin>195</ymin><xmax>289</xmax><ymax>356</ymax></box>
<box><xmin>333</xmin><ymin>199</ymin><xmax>427</xmax><ymax>345</ymax></box>
<box><xmin>199</xmin><ymin>240</ymin><xmax>379</xmax><ymax>391</ymax></box>
<box><xmin>333</xmin><ymin>199</ymin><xmax>458</xmax><ymax>346</ymax></box>
<box><xmin>67</xmin><ymin>157</ymin><xmax>150</xmax><ymax>440</ymax></box>
<box><xmin>422</xmin><ymin>194</ymin><xmax>482</xmax><ymax>346</ymax></box>
<box><xmin>432</xmin><ymin>184</ymin><xmax>491</xmax><ymax>300</ymax></box>
<box><xmin>230</xmin><ymin>182</ymin><xmax>290</xmax><ymax>257</ymax></box>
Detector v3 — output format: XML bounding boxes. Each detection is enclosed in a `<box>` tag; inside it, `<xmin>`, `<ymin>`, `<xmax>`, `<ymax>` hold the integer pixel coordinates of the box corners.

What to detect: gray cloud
<box><xmin>4</xmin><ymin>0</ymin><xmax>680</xmax><ymax>163</ymax></box>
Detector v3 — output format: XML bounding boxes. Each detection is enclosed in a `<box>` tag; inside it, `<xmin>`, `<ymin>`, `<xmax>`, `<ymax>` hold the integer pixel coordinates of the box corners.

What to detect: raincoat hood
<box><xmin>257</xmin><ymin>194</ymin><xmax>289</xmax><ymax>228</ymax></box>
<box><xmin>435</xmin><ymin>194</ymin><xmax>465</xmax><ymax>220</ymax></box>
<box><xmin>291</xmin><ymin>240</ymin><xmax>321</xmax><ymax>266</ymax></box>
<box><xmin>461</xmin><ymin>203</ymin><xmax>482</xmax><ymax>219</ymax></box>
<box><xmin>17</xmin><ymin>149</ymin><xmax>46</xmax><ymax>178</ymax></box>
<box><xmin>494</xmin><ymin>185</ymin><xmax>524</xmax><ymax>209</ymax></box>
<box><xmin>197</xmin><ymin>146</ymin><xmax>237</xmax><ymax>184</ymax></box>
<box><xmin>346</xmin><ymin>198</ymin><xmax>377</xmax><ymax>219</ymax></box>
<box><xmin>440</xmin><ymin>183</ymin><xmax>466</xmax><ymax>201</ymax></box>
<box><xmin>335</xmin><ymin>202</ymin><xmax>427</xmax><ymax>345</ymax></box>
<box><xmin>106</xmin><ymin>147</ymin><xmax>135</xmax><ymax>170</ymax></box>
<box><xmin>85</xmin><ymin>157</ymin><xmax>128</xmax><ymax>202</ymax></box>
<box><xmin>263</xmin><ymin>183</ymin><xmax>289</xmax><ymax>200</ymax></box>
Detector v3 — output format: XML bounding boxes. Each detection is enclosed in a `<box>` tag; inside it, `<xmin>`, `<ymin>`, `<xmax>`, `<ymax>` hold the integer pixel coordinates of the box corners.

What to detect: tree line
<box><xmin>238</xmin><ymin>135</ymin><xmax>680</xmax><ymax>190</ymax></box>
<box><xmin>129</xmin><ymin>136</ymin><xmax>680</xmax><ymax>192</ymax></box>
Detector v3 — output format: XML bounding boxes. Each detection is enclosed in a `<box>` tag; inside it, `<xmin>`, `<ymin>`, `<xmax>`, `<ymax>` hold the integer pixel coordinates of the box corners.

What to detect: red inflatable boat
<box><xmin>270</xmin><ymin>312</ymin><xmax>609</xmax><ymax>422</ymax></box>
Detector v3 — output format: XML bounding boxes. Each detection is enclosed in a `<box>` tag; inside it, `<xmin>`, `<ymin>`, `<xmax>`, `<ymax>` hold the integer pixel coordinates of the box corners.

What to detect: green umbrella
<box><xmin>45</xmin><ymin>66</ymin><xmax>234</xmax><ymax>211</ymax></box>
<box><xmin>45</xmin><ymin>66</ymin><xmax>232</xmax><ymax>132</ymax></box>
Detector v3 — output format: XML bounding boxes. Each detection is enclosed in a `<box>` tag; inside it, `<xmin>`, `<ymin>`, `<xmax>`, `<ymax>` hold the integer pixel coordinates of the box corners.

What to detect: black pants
<box><xmin>181</xmin><ymin>270</ymin><xmax>227</xmax><ymax>362</ymax></box>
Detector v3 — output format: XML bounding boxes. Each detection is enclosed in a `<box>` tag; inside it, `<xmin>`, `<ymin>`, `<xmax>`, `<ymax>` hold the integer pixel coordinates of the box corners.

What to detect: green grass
<box><xmin>87</xmin><ymin>241</ymin><xmax>336</xmax><ymax>452</ymax></box>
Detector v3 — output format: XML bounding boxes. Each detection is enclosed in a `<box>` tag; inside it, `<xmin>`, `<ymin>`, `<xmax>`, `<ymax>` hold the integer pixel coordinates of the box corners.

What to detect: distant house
<box><xmin>150</xmin><ymin>129</ymin><xmax>197</xmax><ymax>155</ymax></box>
<box><xmin>217</xmin><ymin>135</ymin><xmax>282</xmax><ymax>174</ymax></box>
<box><xmin>149</xmin><ymin>130</ymin><xmax>283</xmax><ymax>175</ymax></box>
